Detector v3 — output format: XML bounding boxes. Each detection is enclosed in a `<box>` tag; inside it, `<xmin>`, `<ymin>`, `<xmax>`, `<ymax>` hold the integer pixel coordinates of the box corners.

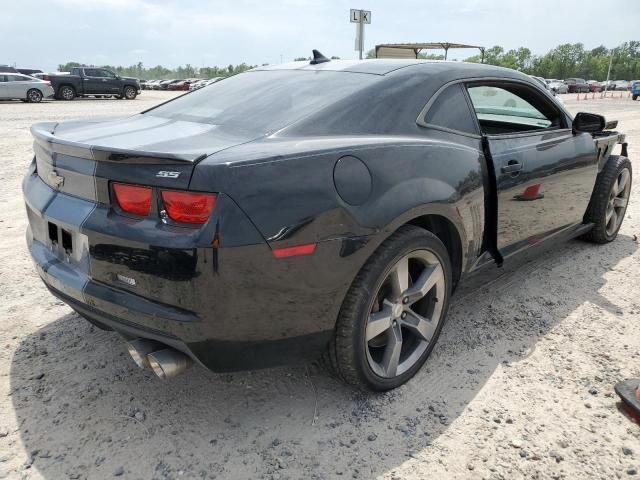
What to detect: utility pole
<box><xmin>604</xmin><ymin>48</ymin><xmax>614</xmax><ymax>95</ymax></box>
<box><xmin>350</xmin><ymin>9</ymin><xmax>371</xmax><ymax>60</ymax></box>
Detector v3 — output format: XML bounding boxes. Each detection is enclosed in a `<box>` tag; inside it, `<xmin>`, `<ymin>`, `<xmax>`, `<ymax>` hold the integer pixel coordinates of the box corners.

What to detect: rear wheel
<box><xmin>58</xmin><ymin>85</ymin><xmax>75</xmax><ymax>100</ymax></box>
<box><xmin>123</xmin><ymin>86</ymin><xmax>137</xmax><ymax>100</ymax></box>
<box><xmin>583</xmin><ymin>155</ymin><xmax>632</xmax><ymax>243</ymax></box>
<box><xmin>633</xmin><ymin>95</ymin><xmax>638</xmax><ymax>101</ymax></box>
<box><xmin>327</xmin><ymin>225</ymin><xmax>452</xmax><ymax>391</ymax></box>
<box><xmin>26</xmin><ymin>89</ymin><xmax>43</xmax><ymax>103</ymax></box>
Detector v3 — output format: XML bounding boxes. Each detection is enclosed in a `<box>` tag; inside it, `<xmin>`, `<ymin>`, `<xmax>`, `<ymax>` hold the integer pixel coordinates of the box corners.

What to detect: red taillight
<box><xmin>272</xmin><ymin>243</ymin><xmax>317</xmax><ymax>259</ymax></box>
<box><xmin>113</xmin><ymin>183</ymin><xmax>152</xmax><ymax>216</ymax></box>
<box><xmin>161</xmin><ymin>190</ymin><xmax>216</xmax><ymax>224</ymax></box>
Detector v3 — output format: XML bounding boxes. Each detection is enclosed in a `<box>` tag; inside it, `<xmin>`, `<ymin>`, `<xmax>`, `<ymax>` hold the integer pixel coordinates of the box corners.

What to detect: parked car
<box><xmin>0</xmin><ymin>65</ymin><xmax>18</xmax><ymax>73</ymax></box>
<box><xmin>48</xmin><ymin>67</ymin><xmax>141</xmax><ymax>100</ymax></box>
<box><xmin>167</xmin><ymin>80</ymin><xmax>191</xmax><ymax>91</ymax></box>
<box><xmin>144</xmin><ymin>80</ymin><xmax>161</xmax><ymax>90</ymax></box>
<box><xmin>565</xmin><ymin>78</ymin><xmax>589</xmax><ymax>93</ymax></box>
<box><xmin>587</xmin><ymin>80</ymin><xmax>602</xmax><ymax>93</ymax></box>
<box><xmin>139</xmin><ymin>79</ymin><xmax>149</xmax><ymax>90</ymax></box>
<box><xmin>612</xmin><ymin>80</ymin><xmax>631</xmax><ymax>91</ymax></box>
<box><xmin>159</xmin><ymin>79</ymin><xmax>180</xmax><ymax>90</ymax></box>
<box><xmin>188</xmin><ymin>79</ymin><xmax>208</xmax><ymax>91</ymax></box>
<box><xmin>0</xmin><ymin>73</ymin><xmax>54</xmax><ymax>102</ymax></box>
<box><xmin>23</xmin><ymin>56</ymin><xmax>632</xmax><ymax>390</ymax></box>
<box><xmin>548</xmin><ymin>81</ymin><xmax>568</xmax><ymax>94</ymax></box>
<box><xmin>17</xmin><ymin>68</ymin><xmax>43</xmax><ymax>76</ymax></box>
<box><xmin>632</xmin><ymin>81</ymin><xmax>640</xmax><ymax>100</ymax></box>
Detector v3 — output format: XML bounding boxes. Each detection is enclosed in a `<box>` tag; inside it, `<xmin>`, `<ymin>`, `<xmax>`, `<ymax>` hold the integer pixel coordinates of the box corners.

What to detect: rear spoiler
<box><xmin>31</xmin><ymin>123</ymin><xmax>205</xmax><ymax>165</ymax></box>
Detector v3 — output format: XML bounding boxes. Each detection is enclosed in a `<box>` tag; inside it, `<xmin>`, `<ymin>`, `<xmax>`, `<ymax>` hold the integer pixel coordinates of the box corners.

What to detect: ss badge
<box><xmin>156</xmin><ymin>171</ymin><xmax>181</xmax><ymax>179</ymax></box>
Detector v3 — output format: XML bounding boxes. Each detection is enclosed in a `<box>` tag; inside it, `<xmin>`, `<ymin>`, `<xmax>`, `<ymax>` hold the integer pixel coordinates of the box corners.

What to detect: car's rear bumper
<box><xmin>23</xmin><ymin>163</ymin><xmax>347</xmax><ymax>371</ymax></box>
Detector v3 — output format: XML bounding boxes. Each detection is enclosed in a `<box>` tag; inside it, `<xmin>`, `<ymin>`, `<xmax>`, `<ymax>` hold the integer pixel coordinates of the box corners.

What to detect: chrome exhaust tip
<box><xmin>147</xmin><ymin>348</ymin><xmax>193</xmax><ymax>379</ymax></box>
<box><xmin>125</xmin><ymin>338</ymin><xmax>162</xmax><ymax>369</ymax></box>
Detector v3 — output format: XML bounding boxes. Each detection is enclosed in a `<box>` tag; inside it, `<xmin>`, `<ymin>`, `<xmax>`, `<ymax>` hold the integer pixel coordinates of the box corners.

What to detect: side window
<box><xmin>466</xmin><ymin>83</ymin><xmax>561</xmax><ymax>134</ymax></box>
<box><xmin>84</xmin><ymin>69</ymin><xmax>100</xmax><ymax>77</ymax></box>
<box><xmin>101</xmin><ymin>70</ymin><xmax>116</xmax><ymax>78</ymax></box>
<box><xmin>7</xmin><ymin>75</ymin><xmax>25</xmax><ymax>82</ymax></box>
<box><xmin>423</xmin><ymin>83</ymin><xmax>478</xmax><ymax>135</ymax></box>
<box><xmin>0</xmin><ymin>75</ymin><xmax>6</xmax><ymax>83</ymax></box>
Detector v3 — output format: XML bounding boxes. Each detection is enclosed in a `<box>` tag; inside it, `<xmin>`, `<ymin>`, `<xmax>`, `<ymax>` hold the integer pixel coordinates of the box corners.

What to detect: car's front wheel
<box><xmin>327</xmin><ymin>225</ymin><xmax>452</xmax><ymax>391</ymax></box>
<box><xmin>583</xmin><ymin>155</ymin><xmax>632</xmax><ymax>243</ymax></box>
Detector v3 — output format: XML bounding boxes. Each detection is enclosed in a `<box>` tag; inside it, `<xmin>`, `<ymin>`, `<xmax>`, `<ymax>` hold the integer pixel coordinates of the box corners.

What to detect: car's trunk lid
<box><xmin>31</xmin><ymin>114</ymin><xmax>255</xmax><ymax>201</ymax></box>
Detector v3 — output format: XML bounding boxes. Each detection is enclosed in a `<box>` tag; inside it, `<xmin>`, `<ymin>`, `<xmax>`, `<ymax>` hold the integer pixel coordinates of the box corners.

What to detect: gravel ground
<box><xmin>0</xmin><ymin>91</ymin><xmax>639</xmax><ymax>480</ymax></box>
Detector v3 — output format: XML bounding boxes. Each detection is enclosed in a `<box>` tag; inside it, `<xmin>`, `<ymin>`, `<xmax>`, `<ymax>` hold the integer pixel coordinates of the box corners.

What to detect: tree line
<box><xmin>367</xmin><ymin>41</ymin><xmax>640</xmax><ymax>81</ymax></box>
<box><xmin>57</xmin><ymin>61</ymin><xmax>258</xmax><ymax>80</ymax></box>
<box><xmin>59</xmin><ymin>41</ymin><xmax>640</xmax><ymax>81</ymax></box>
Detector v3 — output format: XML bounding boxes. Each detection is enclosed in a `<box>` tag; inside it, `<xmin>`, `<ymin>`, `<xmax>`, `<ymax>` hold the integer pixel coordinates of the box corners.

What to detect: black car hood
<box><xmin>36</xmin><ymin>114</ymin><xmax>259</xmax><ymax>162</ymax></box>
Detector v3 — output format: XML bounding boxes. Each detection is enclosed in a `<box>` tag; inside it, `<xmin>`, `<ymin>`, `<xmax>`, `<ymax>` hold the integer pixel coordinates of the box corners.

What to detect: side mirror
<box><xmin>573</xmin><ymin>112</ymin><xmax>605</xmax><ymax>133</ymax></box>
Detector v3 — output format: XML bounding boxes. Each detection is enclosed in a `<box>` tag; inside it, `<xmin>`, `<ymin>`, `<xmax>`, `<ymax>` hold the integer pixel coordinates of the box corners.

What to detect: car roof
<box><xmin>255</xmin><ymin>59</ymin><xmax>522</xmax><ymax>76</ymax></box>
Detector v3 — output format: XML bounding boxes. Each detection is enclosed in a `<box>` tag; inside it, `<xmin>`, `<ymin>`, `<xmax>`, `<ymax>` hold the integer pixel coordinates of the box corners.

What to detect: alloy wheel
<box><xmin>28</xmin><ymin>90</ymin><xmax>42</xmax><ymax>103</ymax></box>
<box><xmin>365</xmin><ymin>250</ymin><xmax>446</xmax><ymax>378</ymax></box>
<box><xmin>125</xmin><ymin>87</ymin><xmax>136</xmax><ymax>99</ymax></box>
<box><xmin>605</xmin><ymin>167</ymin><xmax>631</xmax><ymax>236</ymax></box>
<box><xmin>61</xmin><ymin>87</ymin><xmax>74</xmax><ymax>100</ymax></box>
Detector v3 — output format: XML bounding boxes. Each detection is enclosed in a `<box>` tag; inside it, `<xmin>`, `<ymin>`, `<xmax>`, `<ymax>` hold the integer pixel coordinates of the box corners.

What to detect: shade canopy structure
<box><xmin>375</xmin><ymin>42</ymin><xmax>485</xmax><ymax>62</ymax></box>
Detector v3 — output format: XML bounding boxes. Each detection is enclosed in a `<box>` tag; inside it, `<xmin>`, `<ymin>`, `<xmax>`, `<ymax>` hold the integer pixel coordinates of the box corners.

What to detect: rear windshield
<box><xmin>146</xmin><ymin>70</ymin><xmax>377</xmax><ymax>134</ymax></box>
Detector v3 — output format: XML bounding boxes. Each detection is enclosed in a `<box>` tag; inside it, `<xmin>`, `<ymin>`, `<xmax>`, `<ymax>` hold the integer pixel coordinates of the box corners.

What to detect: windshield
<box><xmin>146</xmin><ymin>70</ymin><xmax>377</xmax><ymax>134</ymax></box>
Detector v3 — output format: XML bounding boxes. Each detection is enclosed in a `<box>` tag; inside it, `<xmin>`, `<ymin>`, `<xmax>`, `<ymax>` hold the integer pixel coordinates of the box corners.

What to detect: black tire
<box><xmin>326</xmin><ymin>225</ymin><xmax>452</xmax><ymax>391</ymax></box>
<box><xmin>582</xmin><ymin>155</ymin><xmax>632</xmax><ymax>243</ymax></box>
<box><xmin>633</xmin><ymin>95</ymin><xmax>638</xmax><ymax>101</ymax></box>
<box><xmin>26</xmin><ymin>89</ymin><xmax>43</xmax><ymax>103</ymax></box>
<box><xmin>58</xmin><ymin>85</ymin><xmax>75</xmax><ymax>100</ymax></box>
<box><xmin>123</xmin><ymin>86</ymin><xmax>137</xmax><ymax>100</ymax></box>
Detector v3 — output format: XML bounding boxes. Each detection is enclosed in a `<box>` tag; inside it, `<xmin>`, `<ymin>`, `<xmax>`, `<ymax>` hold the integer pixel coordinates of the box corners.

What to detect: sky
<box><xmin>2</xmin><ymin>0</ymin><xmax>639</xmax><ymax>72</ymax></box>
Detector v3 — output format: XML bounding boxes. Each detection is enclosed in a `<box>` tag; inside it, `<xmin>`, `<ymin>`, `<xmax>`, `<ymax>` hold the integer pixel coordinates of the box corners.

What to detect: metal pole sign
<box><xmin>350</xmin><ymin>9</ymin><xmax>371</xmax><ymax>60</ymax></box>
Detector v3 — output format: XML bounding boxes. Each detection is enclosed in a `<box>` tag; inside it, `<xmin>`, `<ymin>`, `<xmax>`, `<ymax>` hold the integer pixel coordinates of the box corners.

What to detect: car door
<box><xmin>0</xmin><ymin>75</ymin><xmax>8</xmax><ymax>99</ymax></box>
<box><xmin>82</xmin><ymin>68</ymin><xmax>108</xmax><ymax>94</ymax></box>
<box><xmin>465</xmin><ymin>80</ymin><xmax>598</xmax><ymax>260</ymax></box>
<box><xmin>97</xmin><ymin>69</ymin><xmax>120</xmax><ymax>94</ymax></box>
<box><xmin>5</xmin><ymin>74</ymin><xmax>30</xmax><ymax>98</ymax></box>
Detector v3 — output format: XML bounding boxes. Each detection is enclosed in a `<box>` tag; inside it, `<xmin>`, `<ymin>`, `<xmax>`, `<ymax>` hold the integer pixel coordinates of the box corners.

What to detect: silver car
<box><xmin>547</xmin><ymin>81</ymin><xmax>568</xmax><ymax>94</ymax></box>
<box><xmin>0</xmin><ymin>73</ymin><xmax>54</xmax><ymax>102</ymax></box>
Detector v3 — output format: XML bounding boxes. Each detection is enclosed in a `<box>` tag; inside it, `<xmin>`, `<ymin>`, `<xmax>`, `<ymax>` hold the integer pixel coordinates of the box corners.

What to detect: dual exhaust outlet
<box><xmin>125</xmin><ymin>338</ymin><xmax>192</xmax><ymax>379</ymax></box>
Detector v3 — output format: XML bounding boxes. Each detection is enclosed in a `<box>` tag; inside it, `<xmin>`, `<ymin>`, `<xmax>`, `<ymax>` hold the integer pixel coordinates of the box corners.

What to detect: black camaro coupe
<box><xmin>23</xmin><ymin>52</ymin><xmax>631</xmax><ymax>390</ymax></box>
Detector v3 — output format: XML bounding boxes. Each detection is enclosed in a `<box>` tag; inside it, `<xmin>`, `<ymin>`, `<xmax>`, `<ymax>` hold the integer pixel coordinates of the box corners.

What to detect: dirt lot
<box><xmin>0</xmin><ymin>91</ymin><xmax>639</xmax><ymax>480</ymax></box>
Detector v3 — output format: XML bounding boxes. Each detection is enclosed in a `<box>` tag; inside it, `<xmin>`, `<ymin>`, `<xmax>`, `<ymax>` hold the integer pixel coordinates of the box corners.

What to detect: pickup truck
<box><xmin>22</xmin><ymin>58</ymin><xmax>632</xmax><ymax>391</ymax></box>
<box><xmin>49</xmin><ymin>67</ymin><xmax>141</xmax><ymax>100</ymax></box>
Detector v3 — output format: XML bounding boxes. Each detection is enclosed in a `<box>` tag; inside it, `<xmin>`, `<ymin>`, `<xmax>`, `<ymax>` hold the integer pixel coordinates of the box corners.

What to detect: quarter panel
<box><xmin>190</xmin><ymin>136</ymin><xmax>486</xmax><ymax>274</ymax></box>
